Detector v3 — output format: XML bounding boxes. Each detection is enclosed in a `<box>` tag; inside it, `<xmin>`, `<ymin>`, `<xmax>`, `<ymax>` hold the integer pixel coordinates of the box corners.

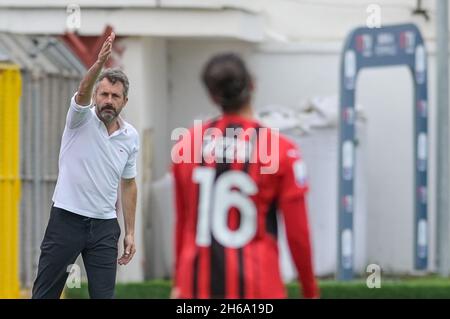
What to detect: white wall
<box><xmin>259</xmin><ymin>0</ymin><xmax>435</xmax><ymax>42</ymax></box>
<box><xmin>167</xmin><ymin>38</ymin><xmax>255</xmax><ymax>133</ymax></box>
<box><xmin>0</xmin><ymin>0</ymin><xmax>439</xmax><ymax>43</ymax></box>
<box><xmin>251</xmin><ymin>47</ymin><xmax>340</xmax><ymax>108</ymax></box>
<box><xmin>358</xmin><ymin>63</ymin><xmax>437</xmax><ymax>274</ymax></box>
<box><xmin>358</xmin><ymin>67</ymin><xmax>416</xmax><ymax>273</ymax></box>
<box><xmin>118</xmin><ymin>36</ymin><xmax>169</xmax><ymax>282</ymax></box>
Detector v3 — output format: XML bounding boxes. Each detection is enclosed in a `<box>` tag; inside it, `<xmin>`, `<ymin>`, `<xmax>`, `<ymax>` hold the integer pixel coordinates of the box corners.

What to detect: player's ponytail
<box><xmin>202</xmin><ymin>53</ymin><xmax>252</xmax><ymax>113</ymax></box>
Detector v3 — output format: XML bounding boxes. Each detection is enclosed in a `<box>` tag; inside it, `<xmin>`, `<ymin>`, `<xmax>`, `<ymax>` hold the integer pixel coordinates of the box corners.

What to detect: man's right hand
<box><xmin>97</xmin><ymin>32</ymin><xmax>115</xmax><ymax>65</ymax></box>
<box><xmin>76</xmin><ymin>31</ymin><xmax>116</xmax><ymax>106</ymax></box>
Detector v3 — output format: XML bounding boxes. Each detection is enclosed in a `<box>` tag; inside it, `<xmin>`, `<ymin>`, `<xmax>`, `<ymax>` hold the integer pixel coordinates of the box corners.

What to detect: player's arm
<box><xmin>279</xmin><ymin>147</ymin><xmax>319</xmax><ymax>299</ymax></box>
<box><xmin>172</xmin><ymin>163</ymin><xmax>187</xmax><ymax>298</ymax></box>
<box><xmin>118</xmin><ymin>177</ymin><xmax>137</xmax><ymax>266</ymax></box>
<box><xmin>76</xmin><ymin>32</ymin><xmax>115</xmax><ymax>105</ymax></box>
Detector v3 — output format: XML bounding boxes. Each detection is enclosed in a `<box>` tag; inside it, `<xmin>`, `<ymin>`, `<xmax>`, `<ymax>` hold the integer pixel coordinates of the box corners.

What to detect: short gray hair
<box><xmin>95</xmin><ymin>68</ymin><xmax>130</xmax><ymax>98</ymax></box>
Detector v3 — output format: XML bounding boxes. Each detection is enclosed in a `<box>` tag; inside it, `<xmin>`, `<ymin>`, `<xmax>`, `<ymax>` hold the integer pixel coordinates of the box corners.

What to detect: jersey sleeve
<box><xmin>278</xmin><ymin>142</ymin><xmax>319</xmax><ymax>298</ymax></box>
<box><xmin>172</xmin><ymin>141</ymin><xmax>188</xmax><ymax>289</ymax></box>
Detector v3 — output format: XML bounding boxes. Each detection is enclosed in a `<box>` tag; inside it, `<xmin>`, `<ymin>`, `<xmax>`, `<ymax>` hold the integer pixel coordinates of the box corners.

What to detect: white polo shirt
<box><xmin>52</xmin><ymin>93</ymin><xmax>139</xmax><ymax>219</ymax></box>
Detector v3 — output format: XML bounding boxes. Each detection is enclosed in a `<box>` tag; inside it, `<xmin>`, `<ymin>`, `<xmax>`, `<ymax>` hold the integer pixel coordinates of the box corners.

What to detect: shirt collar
<box><xmin>117</xmin><ymin>116</ymin><xmax>129</xmax><ymax>135</ymax></box>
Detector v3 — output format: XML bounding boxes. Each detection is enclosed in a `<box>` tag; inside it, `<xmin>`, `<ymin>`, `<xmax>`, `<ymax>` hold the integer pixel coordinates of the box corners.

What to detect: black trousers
<box><xmin>32</xmin><ymin>206</ymin><xmax>121</xmax><ymax>299</ymax></box>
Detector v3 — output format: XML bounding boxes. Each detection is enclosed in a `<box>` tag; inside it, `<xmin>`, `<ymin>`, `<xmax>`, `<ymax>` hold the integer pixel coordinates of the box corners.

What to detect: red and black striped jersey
<box><xmin>172</xmin><ymin>114</ymin><xmax>318</xmax><ymax>299</ymax></box>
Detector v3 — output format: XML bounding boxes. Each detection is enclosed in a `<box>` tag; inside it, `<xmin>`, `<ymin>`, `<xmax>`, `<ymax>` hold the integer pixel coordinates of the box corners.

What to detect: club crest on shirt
<box><xmin>293</xmin><ymin>160</ymin><xmax>307</xmax><ymax>187</ymax></box>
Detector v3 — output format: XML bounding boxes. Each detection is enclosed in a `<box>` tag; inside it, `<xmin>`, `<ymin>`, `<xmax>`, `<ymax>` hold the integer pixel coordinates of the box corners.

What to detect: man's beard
<box><xmin>99</xmin><ymin>105</ymin><xmax>118</xmax><ymax>124</ymax></box>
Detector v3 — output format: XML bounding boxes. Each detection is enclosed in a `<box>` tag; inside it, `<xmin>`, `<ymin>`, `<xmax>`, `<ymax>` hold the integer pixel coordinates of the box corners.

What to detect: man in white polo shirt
<box><xmin>32</xmin><ymin>32</ymin><xmax>139</xmax><ymax>299</ymax></box>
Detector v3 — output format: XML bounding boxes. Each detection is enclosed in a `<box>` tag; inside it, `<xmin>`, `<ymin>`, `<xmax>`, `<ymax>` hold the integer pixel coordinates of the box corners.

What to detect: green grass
<box><xmin>64</xmin><ymin>276</ymin><xmax>450</xmax><ymax>299</ymax></box>
<box><xmin>64</xmin><ymin>280</ymin><xmax>171</xmax><ymax>299</ymax></box>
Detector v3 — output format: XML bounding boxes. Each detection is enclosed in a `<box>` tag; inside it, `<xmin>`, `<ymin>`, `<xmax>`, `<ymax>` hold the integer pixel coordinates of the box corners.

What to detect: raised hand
<box><xmin>97</xmin><ymin>32</ymin><xmax>115</xmax><ymax>65</ymax></box>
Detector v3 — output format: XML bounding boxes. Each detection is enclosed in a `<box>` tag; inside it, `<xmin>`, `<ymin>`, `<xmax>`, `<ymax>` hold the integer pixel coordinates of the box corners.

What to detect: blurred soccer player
<box><xmin>171</xmin><ymin>53</ymin><xmax>319</xmax><ymax>299</ymax></box>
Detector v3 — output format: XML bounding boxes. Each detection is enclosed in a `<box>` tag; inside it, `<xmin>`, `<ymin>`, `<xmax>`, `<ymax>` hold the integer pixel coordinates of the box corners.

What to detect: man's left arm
<box><xmin>118</xmin><ymin>177</ymin><xmax>137</xmax><ymax>265</ymax></box>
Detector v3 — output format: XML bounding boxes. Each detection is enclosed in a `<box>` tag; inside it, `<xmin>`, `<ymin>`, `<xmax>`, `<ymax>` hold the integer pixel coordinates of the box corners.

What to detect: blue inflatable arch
<box><xmin>338</xmin><ymin>24</ymin><xmax>428</xmax><ymax>280</ymax></box>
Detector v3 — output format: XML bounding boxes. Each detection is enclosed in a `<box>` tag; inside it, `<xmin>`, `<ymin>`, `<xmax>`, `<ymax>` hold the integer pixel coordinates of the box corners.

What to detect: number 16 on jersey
<box><xmin>193</xmin><ymin>167</ymin><xmax>258</xmax><ymax>249</ymax></box>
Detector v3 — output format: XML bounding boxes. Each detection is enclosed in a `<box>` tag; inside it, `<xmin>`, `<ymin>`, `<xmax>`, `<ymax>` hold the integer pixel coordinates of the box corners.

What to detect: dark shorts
<box><xmin>32</xmin><ymin>205</ymin><xmax>121</xmax><ymax>299</ymax></box>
